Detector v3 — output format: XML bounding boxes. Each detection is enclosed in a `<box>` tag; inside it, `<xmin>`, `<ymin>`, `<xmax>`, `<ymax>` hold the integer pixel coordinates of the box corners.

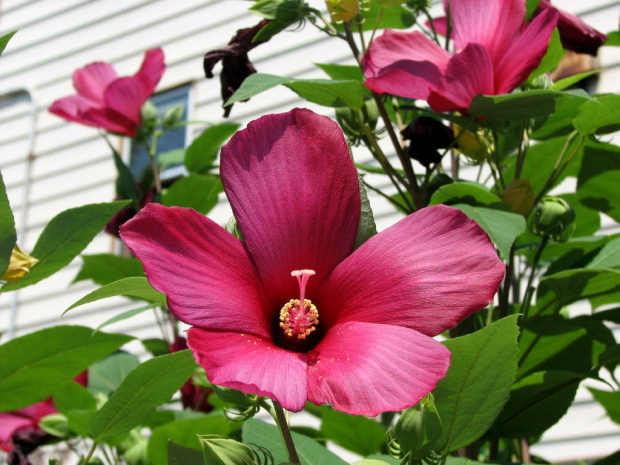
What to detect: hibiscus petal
<box><xmin>72</xmin><ymin>61</ymin><xmax>117</xmax><ymax>104</ymax></box>
<box><xmin>120</xmin><ymin>204</ymin><xmax>272</xmax><ymax>337</ymax></box>
<box><xmin>495</xmin><ymin>8</ymin><xmax>558</xmax><ymax>94</ymax></box>
<box><xmin>363</xmin><ymin>29</ymin><xmax>450</xmax><ymax>77</ymax></box>
<box><xmin>307</xmin><ymin>322</ymin><xmax>450</xmax><ymax>416</ymax></box>
<box><xmin>135</xmin><ymin>48</ymin><xmax>166</xmax><ymax>99</ymax></box>
<box><xmin>220</xmin><ymin>109</ymin><xmax>360</xmax><ymax>304</ymax></box>
<box><xmin>318</xmin><ymin>205</ymin><xmax>505</xmax><ymax>336</ymax></box>
<box><xmin>364</xmin><ymin>61</ymin><xmax>443</xmax><ymax>101</ymax></box>
<box><xmin>104</xmin><ymin>76</ymin><xmax>148</xmax><ymax>130</ymax></box>
<box><xmin>427</xmin><ymin>43</ymin><xmax>495</xmax><ymax>113</ymax></box>
<box><xmin>451</xmin><ymin>0</ymin><xmax>524</xmax><ymax>62</ymax></box>
<box><xmin>0</xmin><ymin>414</ymin><xmax>33</xmax><ymax>447</ymax></box>
<box><xmin>187</xmin><ymin>327</ymin><xmax>308</xmax><ymax>412</ymax></box>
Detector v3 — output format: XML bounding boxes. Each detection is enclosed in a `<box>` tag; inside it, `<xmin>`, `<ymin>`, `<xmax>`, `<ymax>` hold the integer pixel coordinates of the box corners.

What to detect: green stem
<box><xmin>81</xmin><ymin>441</ymin><xmax>98</xmax><ymax>465</ymax></box>
<box><xmin>521</xmin><ymin>236</ymin><xmax>549</xmax><ymax>322</ymax></box>
<box><xmin>273</xmin><ymin>401</ymin><xmax>301</xmax><ymax>465</ymax></box>
<box><xmin>364</xmin><ymin>180</ymin><xmax>409</xmax><ymax>212</ymax></box>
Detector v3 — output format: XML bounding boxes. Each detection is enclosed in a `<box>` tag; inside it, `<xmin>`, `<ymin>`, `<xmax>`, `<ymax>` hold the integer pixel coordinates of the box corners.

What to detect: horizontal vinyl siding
<box><xmin>1</xmin><ymin>1</ymin><xmax>619</xmax><ymax>463</ymax></box>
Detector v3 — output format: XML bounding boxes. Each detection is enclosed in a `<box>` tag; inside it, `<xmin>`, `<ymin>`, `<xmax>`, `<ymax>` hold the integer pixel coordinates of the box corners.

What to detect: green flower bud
<box><xmin>140</xmin><ymin>100</ymin><xmax>158</xmax><ymax>124</ymax></box>
<box><xmin>394</xmin><ymin>393</ymin><xmax>443</xmax><ymax>460</ymax></box>
<box><xmin>199</xmin><ymin>435</ymin><xmax>258</xmax><ymax>465</ymax></box>
<box><xmin>531</xmin><ymin>196</ymin><xmax>576</xmax><ymax>242</ymax></box>
<box><xmin>162</xmin><ymin>104</ymin><xmax>185</xmax><ymax>129</ymax></box>
<box><xmin>335</xmin><ymin>99</ymin><xmax>379</xmax><ymax>146</ymax></box>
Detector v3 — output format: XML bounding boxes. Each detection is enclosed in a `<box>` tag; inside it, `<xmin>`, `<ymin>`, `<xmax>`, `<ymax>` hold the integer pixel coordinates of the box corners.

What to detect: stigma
<box><xmin>279</xmin><ymin>270</ymin><xmax>319</xmax><ymax>340</ymax></box>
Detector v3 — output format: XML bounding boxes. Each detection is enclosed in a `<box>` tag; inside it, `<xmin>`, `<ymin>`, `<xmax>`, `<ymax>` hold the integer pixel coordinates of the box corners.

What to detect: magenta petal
<box><xmin>104</xmin><ymin>76</ymin><xmax>147</xmax><ymax>128</ymax></box>
<box><xmin>364</xmin><ymin>62</ymin><xmax>443</xmax><ymax>101</ymax></box>
<box><xmin>451</xmin><ymin>0</ymin><xmax>524</xmax><ymax>61</ymax></box>
<box><xmin>187</xmin><ymin>327</ymin><xmax>308</xmax><ymax>412</ymax></box>
<box><xmin>120</xmin><ymin>204</ymin><xmax>272</xmax><ymax>337</ymax></box>
<box><xmin>220</xmin><ymin>109</ymin><xmax>361</xmax><ymax>304</ymax></box>
<box><xmin>428</xmin><ymin>43</ymin><xmax>495</xmax><ymax>113</ymax></box>
<box><xmin>318</xmin><ymin>205</ymin><xmax>505</xmax><ymax>336</ymax></box>
<box><xmin>135</xmin><ymin>48</ymin><xmax>166</xmax><ymax>97</ymax></box>
<box><xmin>0</xmin><ymin>414</ymin><xmax>32</xmax><ymax>447</ymax></box>
<box><xmin>72</xmin><ymin>61</ymin><xmax>117</xmax><ymax>104</ymax></box>
<box><xmin>307</xmin><ymin>322</ymin><xmax>451</xmax><ymax>416</ymax></box>
<box><xmin>495</xmin><ymin>9</ymin><xmax>558</xmax><ymax>94</ymax></box>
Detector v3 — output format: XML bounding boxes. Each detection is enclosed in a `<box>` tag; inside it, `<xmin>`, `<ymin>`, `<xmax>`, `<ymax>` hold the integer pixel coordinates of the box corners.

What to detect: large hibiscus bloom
<box><xmin>362</xmin><ymin>0</ymin><xmax>558</xmax><ymax>113</ymax></box>
<box><xmin>49</xmin><ymin>48</ymin><xmax>165</xmax><ymax>137</ymax></box>
<box><xmin>121</xmin><ymin>108</ymin><xmax>505</xmax><ymax>416</ymax></box>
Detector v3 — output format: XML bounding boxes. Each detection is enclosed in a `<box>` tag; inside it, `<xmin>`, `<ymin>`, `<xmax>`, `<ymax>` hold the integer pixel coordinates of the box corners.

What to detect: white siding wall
<box><xmin>0</xmin><ymin>1</ymin><xmax>618</xmax><ymax>463</ymax></box>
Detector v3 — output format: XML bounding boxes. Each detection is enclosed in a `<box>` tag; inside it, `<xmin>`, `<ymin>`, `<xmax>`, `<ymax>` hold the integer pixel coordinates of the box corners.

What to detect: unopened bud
<box><xmin>325</xmin><ymin>0</ymin><xmax>360</xmax><ymax>22</ymax></box>
<box><xmin>394</xmin><ymin>394</ymin><xmax>443</xmax><ymax>460</ymax></box>
<box><xmin>199</xmin><ymin>435</ymin><xmax>258</xmax><ymax>465</ymax></box>
<box><xmin>162</xmin><ymin>104</ymin><xmax>185</xmax><ymax>129</ymax></box>
<box><xmin>500</xmin><ymin>179</ymin><xmax>535</xmax><ymax>216</ymax></box>
<box><xmin>531</xmin><ymin>196</ymin><xmax>576</xmax><ymax>242</ymax></box>
<box><xmin>335</xmin><ymin>98</ymin><xmax>379</xmax><ymax>146</ymax></box>
<box><xmin>141</xmin><ymin>100</ymin><xmax>158</xmax><ymax>124</ymax></box>
<box><xmin>453</xmin><ymin>124</ymin><xmax>491</xmax><ymax>163</ymax></box>
<box><xmin>1</xmin><ymin>245</ymin><xmax>38</xmax><ymax>283</ymax></box>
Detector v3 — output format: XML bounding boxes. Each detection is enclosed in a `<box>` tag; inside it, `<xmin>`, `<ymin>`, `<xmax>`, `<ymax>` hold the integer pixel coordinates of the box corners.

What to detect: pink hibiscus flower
<box><xmin>120</xmin><ymin>108</ymin><xmax>505</xmax><ymax>416</ymax></box>
<box><xmin>49</xmin><ymin>48</ymin><xmax>165</xmax><ymax>137</ymax></box>
<box><xmin>0</xmin><ymin>400</ymin><xmax>57</xmax><ymax>453</ymax></box>
<box><xmin>362</xmin><ymin>0</ymin><xmax>558</xmax><ymax>113</ymax></box>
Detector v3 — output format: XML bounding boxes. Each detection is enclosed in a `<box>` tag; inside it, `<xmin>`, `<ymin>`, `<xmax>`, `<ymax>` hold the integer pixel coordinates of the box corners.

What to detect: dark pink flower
<box><xmin>363</xmin><ymin>0</ymin><xmax>558</xmax><ymax>113</ymax></box>
<box><xmin>49</xmin><ymin>48</ymin><xmax>165</xmax><ymax>137</ymax></box>
<box><xmin>0</xmin><ymin>400</ymin><xmax>57</xmax><ymax>453</ymax></box>
<box><xmin>535</xmin><ymin>0</ymin><xmax>607</xmax><ymax>56</ymax></box>
<box><xmin>121</xmin><ymin>108</ymin><xmax>505</xmax><ymax>416</ymax></box>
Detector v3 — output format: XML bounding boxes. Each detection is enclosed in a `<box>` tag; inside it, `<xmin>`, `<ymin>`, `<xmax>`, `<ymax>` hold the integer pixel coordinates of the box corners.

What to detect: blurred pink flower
<box><xmin>49</xmin><ymin>48</ymin><xmax>165</xmax><ymax>136</ymax></box>
<box><xmin>121</xmin><ymin>108</ymin><xmax>505</xmax><ymax>416</ymax></box>
<box><xmin>535</xmin><ymin>0</ymin><xmax>607</xmax><ymax>56</ymax></box>
<box><xmin>0</xmin><ymin>400</ymin><xmax>57</xmax><ymax>453</ymax></box>
<box><xmin>363</xmin><ymin>0</ymin><xmax>558</xmax><ymax>113</ymax></box>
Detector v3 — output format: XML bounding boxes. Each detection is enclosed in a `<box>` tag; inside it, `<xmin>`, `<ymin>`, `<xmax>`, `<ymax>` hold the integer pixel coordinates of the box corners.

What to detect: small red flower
<box><xmin>49</xmin><ymin>48</ymin><xmax>165</xmax><ymax>136</ymax></box>
<box><xmin>121</xmin><ymin>109</ymin><xmax>505</xmax><ymax>416</ymax></box>
<box><xmin>363</xmin><ymin>0</ymin><xmax>558</xmax><ymax>113</ymax></box>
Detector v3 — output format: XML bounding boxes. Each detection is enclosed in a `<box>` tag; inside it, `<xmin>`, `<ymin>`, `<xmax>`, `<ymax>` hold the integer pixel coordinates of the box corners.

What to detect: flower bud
<box><xmin>531</xmin><ymin>196</ymin><xmax>576</xmax><ymax>242</ymax></box>
<box><xmin>199</xmin><ymin>435</ymin><xmax>258</xmax><ymax>465</ymax></box>
<box><xmin>140</xmin><ymin>100</ymin><xmax>158</xmax><ymax>124</ymax></box>
<box><xmin>394</xmin><ymin>394</ymin><xmax>443</xmax><ymax>460</ymax></box>
<box><xmin>335</xmin><ymin>99</ymin><xmax>379</xmax><ymax>146</ymax></box>
<box><xmin>500</xmin><ymin>179</ymin><xmax>535</xmax><ymax>216</ymax></box>
<box><xmin>1</xmin><ymin>245</ymin><xmax>38</xmax><ymax>283</ymax></box>
<box><xmin>325</xmin><ymin>0</ymin><xmax>360</xmax><ymax>22</ymax></box>
<box><xmin>453</xmin><ymin>124</ymin><xmax>490</xmax><ymax>163</ymax></box>
<box><xmin>162</xmin><ymin>104</ymin><xmax>185</xmax><ymax>130</ymax></box>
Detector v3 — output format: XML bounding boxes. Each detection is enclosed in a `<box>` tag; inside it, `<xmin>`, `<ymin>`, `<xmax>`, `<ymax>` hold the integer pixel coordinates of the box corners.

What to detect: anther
<box><xmin>279</xmin><ymin>269</ymin><xmax>319</xmax><ymax>340</ymax></box>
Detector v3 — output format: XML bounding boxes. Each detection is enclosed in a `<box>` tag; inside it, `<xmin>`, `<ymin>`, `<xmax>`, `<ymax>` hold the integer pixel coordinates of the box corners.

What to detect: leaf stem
<box><xmin>81</xmin><ymin>440</ymin><xmax>98</xmax><ymax>465</ymax></box>
<box><xmin>521</xmin><ymin>236</ymin><xmax>549</xmax><ymax>322</ymax></box>
<box><xmin>273</xmin><ymin>401</ymin><xmax>301</xmax><ymax>465</ymax></box>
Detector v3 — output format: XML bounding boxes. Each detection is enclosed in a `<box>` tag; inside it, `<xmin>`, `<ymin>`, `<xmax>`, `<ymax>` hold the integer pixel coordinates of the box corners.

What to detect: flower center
<box><xmin>279</xmin><ymin>269</ymin><xmax>319</xmax><ymax>340</ymax></box>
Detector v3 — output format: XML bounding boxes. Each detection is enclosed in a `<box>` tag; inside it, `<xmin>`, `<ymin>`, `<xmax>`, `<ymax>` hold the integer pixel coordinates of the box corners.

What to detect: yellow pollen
<box><xmin>279</xmin><ymin>298</ymin><xmax>319</xmax><ymax>339</ymax></box>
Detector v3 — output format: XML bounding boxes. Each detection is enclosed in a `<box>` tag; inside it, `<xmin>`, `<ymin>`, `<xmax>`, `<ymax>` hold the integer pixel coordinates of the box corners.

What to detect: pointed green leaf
<box><xmin>225</xmin><ymin>73</ymin><xmax>290</xmax><ymax>107</ymax></box>
<box><xmin>0</xmin><ymin>30</ymin><xmax>17</xmax><ymax>56</ymax></box>
<box><xmin>65</xmin><ymin>277</ymin><xmax>166</xmax><ymax>313</ymax></box>
<box><xmin>284</xmin><ymin>79</ymin><xmax>366</xmax><ymax>110</ymax></box>
<box><xmin>73</xmin><ymin>254</ymin><xmax>144</xmax><ymax>286</ymax></box>
<box><xmin>573</xmin><ymin>94</ymin><xmax>620</xmax><ymax>135</ymax></box>
<box><xmin>539</xmin><ymin>268</ymin><xmax>620</xmax><ymax>309</ymax></box>
<box><xmin>589</xmin><ymin>388</ymin><xmax>620</xmax><ymax>425</ymax></box>
<box><xmin>320</xmin><ymin>408</ymin><xmax>385</xmax><ymax>456</ymax></box>
<box><xmin>577</xmin><ymin>140</ymin><xmax>620</xmax><ymax>222</ymax></box>
<box><xmin>1</xmin><ymin>201</ymin><xmax>130</xmax><ymax>292</ymax></box>
<box><xmin>429</xmin><ymin>183</ymin><xmax>506</xmax><ymax>209</ymax></box>
<box><xmin>162</xmin><ymin>174</ymin><xmax>222</xmax><ymax>214</ymax></box>
<box><xmin>185</xmin><ymin>123</ymin><xmax>240</xmax><ymax>174</ymax></box>
<box><xmin>469</xmin><ymin>90</ymin><xmax>566</xmax><ymax>120</ymax></box>
<box><xmin>88</xmin><ymin>350</ymin><xmax>197</xmax><ymax>440</ymax></box>
<box><xmin>88</xmin><ymin>351</ymin><xmax>141</xmax><ymax>397</ymax></box>
<box><xmin>316</xmin><ymin>63</ymin><xmax>364</xmax><ymax>81</ymax></box>
<box><xmin>587</xmin><ymin>237</ymin><xmax>620</xmax><ymax>269</ymax></box>
<box><xmin>0</xmin><ymin>326</ymin><xmax>132</xmax><ymax>411</ymax></box>
<box><xmin>0</xmin><ymin>170</ymin><xmax>16</xmax><ymax>275</ymax></box>
<box><xmin>433</xmin><ymin>316</ymin><xmax>520</xmax><ymax>453</ymax></box>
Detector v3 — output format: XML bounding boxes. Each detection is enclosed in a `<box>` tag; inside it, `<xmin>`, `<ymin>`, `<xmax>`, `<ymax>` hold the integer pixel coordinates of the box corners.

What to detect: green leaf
<box><xmin>113</xmin><ymin>150</ymin><xmax>138</xmax><ymax>203</ymax></box>
<box><xmin>315</xmin><ymin>63</ymin><xmax>364</xmax><ymax>81</ymax></box>
<box><xmin>589</xmin><ymin>388</ymin><xmax>620</xmax><ymax>425</ymax></box>
<box><xmin>551</xmin><ymin>70</ymin><xmax>601</xmax><ymax>91</ymax></box>
<box><xmin>538</xmin><ymin>268</ymin><xmax>620</xmax><ymax>310</ymax></box>
<box><xmin>1</xmin><ymin>201</ymin><xmax>130</xmax><ymax>292</ymax></box>
<box><xmin>0</xmin><ymin>326</ymin><xmax>131</xmax><ymax>411</ymax></box>
<box><xmin>530</xmin><ymin>29</ymin><xmax>563</xmax><ymax>80</ymax></box>
<box><xmin>577</xmin><ymin>140</ymin><xmax>620</xmax><ymax>222</ymax></box>
<box><xmin>336</xmin><ymin>0</ymin><xmax>414</xmax><ymax>30</ymax></box>
<box><xmin>88</xmin><ymin>351</ymin><xmax>141</xmax><ymax>397</ymax></box>
<box><xmin>469</xmin><ymin>90</ymin><xmax>566</xmax><ymax>120</ymax></box>
<box><xmin>88</xmin><ymin>350</ymin><xmax>197</xmax><ymax>440</ymax></box>
<box><xmin>354</xmin><ymin>177</ymin><xmax>377</xmax><ymax>249</ymax></box>
<box><xmin>162</xmin><ymin>174</ymin><xmax>222</xmax><ymax>214</ymax></box>
<box><xmin>158</xmin><ymin>148</ymin><xmax>186</xmax><ymax>169</ymax></box>
<box><xmin>429</xmin><ymin>183</ymin><xmax>506</xmax><ymax>209</ymax></box>
<box><xmin>587</xmin><ymin>237</ymin><xmax>620</xmax><ymax>269</ymax></box>
<box><xmin>65</xmin><ymin>277</ymin><xmax>166</xmax><ymax>313</ymax></box>
<box><xmin>320</xmin><ymin>408</ymin><xmax>385</xmax><ymax>456</ymax></box>
<box><xmin>95</xmin><ymin>304</ymin><xmax>157</xmax><ymax>332</ymax></box>
<box><xmin>285</xmin><ymin>79</ymin><xmax>366</xmax><ymax>110</ymax></box>
<box><xmin>168</xmin><ymin>442</ymin><xmax>205</xmax><ymax>465</ymax></box>
<box><xmin>492</xmin><ymin>370</ymin><xmax>581</xmax><ymax>438</ymax></box>
<box><xmin>0</xmin><ymin>30</ymin><xmax>17</xmax><ymax>56</ymax></box>
<box><xmin>452</xmin><ymin>204</ymin><xmax>526</xmax><ymax>260</ymax></box>
<box><xmin>531</xmin><ymin>90</ymin><xmax>591</xmax><ymax>140</ymax></box>
<box><xmin>573</xmin><ymin>94</ymin><xmax>620</xmax><ymax>135</ymax></box>
<box><xmin>185</xmin><ymin>123</ymin><xmax>240</xmax><ymax>174</ymax></box>
<box><xmin>433</xmin><ymin>316</ymin><xmax>520</xmax><ymax>453</ymax></box>
<box><xmin>605</xmin><ymin>30</ymin><xmax>620</xmax><ymax>46</ymax></box>
<box><xmin>225</xmin><ymin>73</ymin><xmax>291</xmax><ymax>107</ymax></box>
<box><xmin>148</xmin><ymin>416</ymin><xmax>231</xmax><ymax>465</ymax></box>
<box><xmin>73</xmin><ymin>254</ymin><xmax>144</xmax><ymax>286</ymax></box>
<box><xmin>54</xmin><ymin>380</ymin><xmax>97</xmax><ymax>414</ymax></box>
<box><xmin>0</xmin><ymin>170</ymin><xmax>16</xmax><ymax>276</ymax></box>
<box><xmin>242</xmin><ymin>418</ymin><xmax>348</xmax><ymax>465</ymax></box>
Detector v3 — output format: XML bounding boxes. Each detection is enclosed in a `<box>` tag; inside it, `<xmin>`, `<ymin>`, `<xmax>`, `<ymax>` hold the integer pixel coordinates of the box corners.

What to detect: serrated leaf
<box><xmin>433</xmin><ymin>316</ymin><xmax>520</xmax><ymax>452</ymax></box>
<box><xmin>65</xmin><ymin>277</ymin><xmax>166</xmax><ymax>313</ymax></box>
<box><xmin>0</xmin><ymin>326</ymin><xmax>131</xmax><ymax>411</ymax></box>
<box><xmin>88</xmin><ymin>350</ymin><xmax>197</xmax><ymax>440</ymax></box>
<box><xmin>1</xmin><ymin>201</ymin><xmax>130</xmax><ymax>292</ymax></box>
<box><xmin>0</xmin><ymin>171</ymin><xmax>16</xmax><ymax>275</ymax></box>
